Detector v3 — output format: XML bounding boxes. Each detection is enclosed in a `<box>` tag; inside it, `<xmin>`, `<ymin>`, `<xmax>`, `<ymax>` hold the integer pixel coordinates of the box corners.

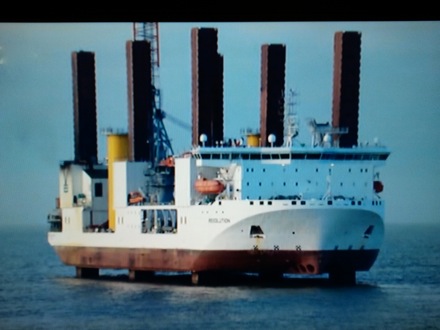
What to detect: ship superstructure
<box><xmin>47</xmin><ymin>24</ymin><xmax>390</xmax><ymax>285</ymax></box>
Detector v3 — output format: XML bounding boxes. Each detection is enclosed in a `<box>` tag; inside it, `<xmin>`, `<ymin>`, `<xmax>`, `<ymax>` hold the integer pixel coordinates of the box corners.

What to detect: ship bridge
<box><xmin>193</xmin><ymin>145</ymin><xmax>390</xmax><ymax>162</ymax></box>
<box><xmin>188</xmin><ymin>143</ymin><xmax>390</xmax><ymax>204</ymax></box>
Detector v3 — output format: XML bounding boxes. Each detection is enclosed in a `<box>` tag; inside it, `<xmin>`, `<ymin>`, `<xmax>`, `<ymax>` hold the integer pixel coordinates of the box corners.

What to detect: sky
<box><xmin>0</xmin><ymin>21</ymin><xmax>439</xmax><ymax>226</ymax></box>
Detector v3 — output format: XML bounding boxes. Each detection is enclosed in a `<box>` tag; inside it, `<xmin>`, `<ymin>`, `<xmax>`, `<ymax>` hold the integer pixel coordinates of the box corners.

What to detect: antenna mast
<box><xmin>284</xmin><ymin>89</ymin><xmax>299</xmax><ymax>147</ymax></box>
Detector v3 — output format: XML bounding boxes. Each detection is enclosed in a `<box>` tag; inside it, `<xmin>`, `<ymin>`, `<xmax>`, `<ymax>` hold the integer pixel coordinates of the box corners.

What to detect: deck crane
<box><xmin>133</xmin><ymin>22</ymin><xmax>174</xmax><ymax>166</ymax></box>
<box><xmin>131</xmin><ymin>23</ymin><xmax>176</xmax><ymax>204</ymax></box>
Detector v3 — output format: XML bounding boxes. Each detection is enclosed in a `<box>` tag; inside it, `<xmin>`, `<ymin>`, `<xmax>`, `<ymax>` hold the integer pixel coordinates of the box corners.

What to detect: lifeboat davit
<box><xmin>195</xmin><ymin>178</ymin><xmax>225</xmax><ymax>195</ymax></box>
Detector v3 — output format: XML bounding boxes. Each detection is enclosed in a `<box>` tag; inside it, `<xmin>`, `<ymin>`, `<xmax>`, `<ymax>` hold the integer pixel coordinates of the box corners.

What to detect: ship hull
<box><xmin>53</xmin><ymin>245</ymin><xmax>379</xmax><ymax>276</ymax></box>
<box><xmin>49</xmin><ymin>204</ymin><xmax>384</xmax><ymax>283</ymax></box>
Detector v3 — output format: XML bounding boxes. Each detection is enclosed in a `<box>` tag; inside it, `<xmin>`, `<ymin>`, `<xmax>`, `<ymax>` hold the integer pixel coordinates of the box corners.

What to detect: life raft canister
<box><xmin>373</xmin><ymin>180</ymin><xmax>384</xmax><ymax>193</ymax></box>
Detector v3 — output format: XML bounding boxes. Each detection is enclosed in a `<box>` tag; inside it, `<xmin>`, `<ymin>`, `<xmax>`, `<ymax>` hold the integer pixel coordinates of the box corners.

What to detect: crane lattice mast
<box><xmin>133</xmin><ymin>22</ymin><xmax>173</xmax><ymax>165</ymax></box>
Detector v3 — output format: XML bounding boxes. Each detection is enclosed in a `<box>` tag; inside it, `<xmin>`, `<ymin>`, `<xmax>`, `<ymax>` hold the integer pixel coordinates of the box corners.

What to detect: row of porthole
<box><xmin>246</xmin><ymin>181</ymin><xmax>369</xmax><ymax>187</ymax></box>
<box><xmin>200</xmin><ymin>152</ymin><xmax>388</xmax><ymax>161</ymax></box>
<box><xmin>247</xmin><ymin>167</ymin><xmax>370</xmax><ymax>173</ymax></box>
<box><xmin>246</xmin><ymin>200</ymin><xmax>383</xmax><ymax>206</ymax></box>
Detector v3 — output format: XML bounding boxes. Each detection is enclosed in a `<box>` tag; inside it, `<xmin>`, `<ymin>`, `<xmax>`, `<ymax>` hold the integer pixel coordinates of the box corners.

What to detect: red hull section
<box><xmin>54</xmin><ymin>246</ymin><xmax>379</xmax><ymax>276</ymax></box>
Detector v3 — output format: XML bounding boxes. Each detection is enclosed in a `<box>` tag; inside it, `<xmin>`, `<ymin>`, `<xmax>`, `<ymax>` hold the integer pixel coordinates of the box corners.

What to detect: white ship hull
<box><xmin>49</xmin><ymin>201</ymin><xmax>384</xmax><ymax>280</ymax></box>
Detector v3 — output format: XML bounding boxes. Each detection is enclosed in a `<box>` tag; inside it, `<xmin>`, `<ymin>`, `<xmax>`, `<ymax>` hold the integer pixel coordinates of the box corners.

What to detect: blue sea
<box><xmin>0</xmin><ymin>222</ymin><xmax>439</xmax><ymax>329</ymax></box>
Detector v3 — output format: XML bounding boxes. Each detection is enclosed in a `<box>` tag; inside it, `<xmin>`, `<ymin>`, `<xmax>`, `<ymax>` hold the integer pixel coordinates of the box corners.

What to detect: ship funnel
<box><xmin>107</xmin><ymin>133</ymin><xmax>129</xmax><ymax>231</ymax></box>
<box><xmin>246</xmin><ymin>132</ymin><xmax>261</xmax><ymax>147</ymax></box>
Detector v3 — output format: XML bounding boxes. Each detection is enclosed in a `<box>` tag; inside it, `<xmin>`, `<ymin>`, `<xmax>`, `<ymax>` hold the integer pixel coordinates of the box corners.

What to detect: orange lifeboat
<box><xmin>159</xmin><ymin>156</ymin><xmax>175</xmax><ymax>167</ymax></box>
<box><xmin>129</xmin><ymin>191</ymin><xmax>145</xmax><ymax>205</ymax></box>
<box><xmin>194</xmin><ymin>178</ymin><xmax>225</xmax><ymax>195</ymax></box>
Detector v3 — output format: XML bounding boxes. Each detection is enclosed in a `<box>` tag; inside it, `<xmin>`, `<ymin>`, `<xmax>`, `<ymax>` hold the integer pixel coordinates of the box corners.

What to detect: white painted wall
<box><xmin>175</xmin><ymin>157</ymin><xmax>197</xmax><ymax>206</ymax></box>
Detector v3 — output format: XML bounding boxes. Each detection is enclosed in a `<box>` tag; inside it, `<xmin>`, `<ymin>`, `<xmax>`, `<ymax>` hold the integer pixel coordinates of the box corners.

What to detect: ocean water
<box><xmin>0</xmin><ymin>222</ymin><xmax>439</xmax><ymax>329</ymax></box>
